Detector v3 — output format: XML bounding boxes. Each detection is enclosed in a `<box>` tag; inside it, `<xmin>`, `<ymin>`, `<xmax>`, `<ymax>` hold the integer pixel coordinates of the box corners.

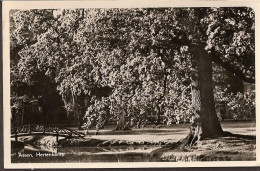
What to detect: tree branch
<box><xmin>190</xmin><ymin>44</ymin><xmax>255</xmax><ymax>84</ymax></box>
<box><xmin>210</xmin><ymin>48</ymin><xmax>255</xmax><ymax>84</ymax></box>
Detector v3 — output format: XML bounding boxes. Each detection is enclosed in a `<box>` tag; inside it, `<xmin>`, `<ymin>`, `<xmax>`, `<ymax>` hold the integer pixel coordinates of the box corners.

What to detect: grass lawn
<box><xmin>71</xmin><ymin>121</ymin><xmax>255</xmax><ymax>143</ymax></box>
<box><xmin>15</xmin><ymin>121</ymin><xmax>256</xmax><ymax>161</ymax></box>
<box><xmin>68</xmin><ymin>120</ymin><xmax>256</xmax><ymax>161</ymax></box>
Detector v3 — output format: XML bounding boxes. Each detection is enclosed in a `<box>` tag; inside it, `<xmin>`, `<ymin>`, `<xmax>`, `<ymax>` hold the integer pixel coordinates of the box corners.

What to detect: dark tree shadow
<box><xmin>160</xmin><ymin>131</ymin><xmax>256</xmax><ymax>151</ymax></box>
<box><xmin>222</xmin><ymin>131</ymin><xmax>256</xmax><ymax>140</ymax></box>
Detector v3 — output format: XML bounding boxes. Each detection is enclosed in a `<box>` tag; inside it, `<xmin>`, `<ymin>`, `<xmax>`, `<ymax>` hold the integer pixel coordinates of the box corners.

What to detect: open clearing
<box><xmin>72</xmin><ymin>121</ymin><xmax>255</xmax><ymax>143</ymax></box>
<box><xmin>14</xmin><ymin>121</ymin><xmax>256</xmax><ymax>162</ymax></box>
<box><xmin>69</xmin><ymin>120</ymin><xmax>256</xmax><ymax>161</ymax></box>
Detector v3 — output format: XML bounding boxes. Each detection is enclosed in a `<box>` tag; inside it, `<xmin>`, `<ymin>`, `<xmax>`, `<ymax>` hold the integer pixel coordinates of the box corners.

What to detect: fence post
<box><xmin>69</xmin><ymin>132</ymin><xmax>72</xmax><ymax>138</ymax></box>
<box><xmin>56</xmin><ymin>132</ymin><xmax>59</xmax><ymax>144</ymax></box>
<box><xmin>15</xmin><ymin>132</ymin><xmax>18</xmax><ymax>142</ymax></box>
<box><xmin>29</xmin><ymin>124</ymin><xmax>31</xmax><ymax>134</ymax></box>
<box><xmin>43</xmin><ymin>125</ymin><xmax>45</xmax><ymax>134</ymax></box>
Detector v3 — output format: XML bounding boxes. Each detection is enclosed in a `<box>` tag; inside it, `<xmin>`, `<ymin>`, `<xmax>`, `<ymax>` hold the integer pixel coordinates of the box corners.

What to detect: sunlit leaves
<box><xmin>204</xmin><ymin>7</ymin><xmax>255</xmax><ymax>78</ymax></box>
<box><xmin>10</xmin><ymin>7</ymin><xmax>255</xmax><ymax>126</ymax></box>
<box><xmin>226</xmin><ymin>92</ymin><xmax>255</xmax><ymax>120</ymax></box>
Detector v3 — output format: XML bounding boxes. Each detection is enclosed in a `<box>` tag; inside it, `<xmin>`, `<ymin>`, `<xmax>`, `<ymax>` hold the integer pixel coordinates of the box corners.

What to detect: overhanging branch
<box><xmin>190</xmin><ymin>44</ymin><xmax>255</xmax><ymax>84</ymax></box>
<box><xmin>210</xmin><ymin>48</ymin><xmax>255</xmax><ymax>84</ymax></box>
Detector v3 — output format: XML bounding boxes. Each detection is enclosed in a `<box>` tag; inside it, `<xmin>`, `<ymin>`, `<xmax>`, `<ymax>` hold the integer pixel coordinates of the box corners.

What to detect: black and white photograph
<box><xmin>3</xmin><ymin>0</ymin><xmax>259</xmax><ymax>168</ymax></box>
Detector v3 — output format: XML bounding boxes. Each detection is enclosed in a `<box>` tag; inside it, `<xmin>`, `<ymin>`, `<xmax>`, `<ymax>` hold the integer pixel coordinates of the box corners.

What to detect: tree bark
<box><xmin>116</xmin><ymin>113</ymin><xmax>125</xmax><ymax>130</ymax></box>
<box><xmin>115</xmin><ymin>105</ymin><xmax>125</xmax><ymax>130</ymax></box>
<box><xmin>190</xmin><ymin>45</ymin><xmax>223</xmax><ymax>138</ymax></box>
<box><xmin>154</xmin><ymin>69</ymin><xmax>169</xmax><ymax>127</ymax></box>
<box><xmin>76</xmin><ymin>94</ymin><xmax>86</xmax><ymax>130</ymax></box>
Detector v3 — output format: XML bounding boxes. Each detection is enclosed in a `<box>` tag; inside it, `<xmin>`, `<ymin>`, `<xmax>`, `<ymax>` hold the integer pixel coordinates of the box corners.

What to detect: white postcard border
<box><xmin>3</xmin><ymin>0</ymin><xmax>260</xmax><ymax>168</ymax></box>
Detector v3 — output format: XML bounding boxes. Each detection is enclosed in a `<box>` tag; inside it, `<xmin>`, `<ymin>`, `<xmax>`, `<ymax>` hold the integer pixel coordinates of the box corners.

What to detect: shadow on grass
<box><xmin>153</xmin><ymin>131</ymin><xmax>256</xmax><ymax>152</ymax></box>
<box><xmin>149</xmin><ymin>131</ymin><xmax>256</xmax><ymax>161</ymax></box>
<box><xmin>87</xmin><ymin>129</ymin><xmax>188</xmax><ymax>136</ymax></box>
<box><xmin>223</xmin><ymin>131</ymin><xmax>256</xmax><ymax>140</ymax></box>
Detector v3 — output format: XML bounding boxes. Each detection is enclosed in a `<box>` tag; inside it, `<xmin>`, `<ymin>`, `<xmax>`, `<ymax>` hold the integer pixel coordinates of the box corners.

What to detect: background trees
<box><xmin>10</xmin><ymin>8</ymin><xmax>255</xmax><ymax>137</ymax></box>
<box><xmin>10</xmin><ymin>10</ymin><xmax>67</xmax><ymax>126</ymax></box>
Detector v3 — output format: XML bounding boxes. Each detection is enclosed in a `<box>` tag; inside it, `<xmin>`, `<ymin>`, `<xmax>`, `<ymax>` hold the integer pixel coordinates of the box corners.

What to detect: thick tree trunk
<box><xmin>77</xmin><ymin>115</ymin><xmax>83</xmax><ymax>130</ymax></box>
<box><xmin>114</xmin><ymin>105</ymin><xmax>126</xmax><ymax>130</ymax></box>
<box><xmin>77</xmin><ymin>94</ymin><xmax>86</xmax><ymax>130</ymax></box>
<box><xmin>117</xmin><ymin>114</ymin><xmax>125</xmax><ymax>130</ymax></box>
<box><xmin>178</xmin><ymin>46</ymin><xmax>224</xmax><ymax>148</ymax></box>
<box><xmin>191</xmin><ymin>45</ymin><xmax>223</xmax><ymax>138</ymax></box>
<box><xmin>154</xmin><ymin>69</ymin><xmax>169</xmax><ymax>128</ymax></box>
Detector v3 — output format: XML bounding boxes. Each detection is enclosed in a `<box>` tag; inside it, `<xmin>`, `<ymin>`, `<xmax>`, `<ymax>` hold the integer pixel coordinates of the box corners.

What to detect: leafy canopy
<box><xmin>10</xmin><ymin>7</ymin><xmax>255</xmax><ymax>124</ymax></box>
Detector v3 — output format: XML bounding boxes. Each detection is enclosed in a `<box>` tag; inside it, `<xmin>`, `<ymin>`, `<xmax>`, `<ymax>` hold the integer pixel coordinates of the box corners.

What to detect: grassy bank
<box><xmin>13</xmin><ymin>121</ymin><xmax>256</xmax><ymax>161</ymax></box>
<box><xmin>155</xmin><ymin>135</ymin><xmax>256</xmax><ymax>161</ymax></box>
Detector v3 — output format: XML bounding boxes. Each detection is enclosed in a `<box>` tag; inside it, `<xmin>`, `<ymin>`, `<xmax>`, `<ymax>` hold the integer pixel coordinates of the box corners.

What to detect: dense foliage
<box><xmin>10</xmin><ymin>8</ymin><xmax>255</xmax><ymax>131</ymax></box>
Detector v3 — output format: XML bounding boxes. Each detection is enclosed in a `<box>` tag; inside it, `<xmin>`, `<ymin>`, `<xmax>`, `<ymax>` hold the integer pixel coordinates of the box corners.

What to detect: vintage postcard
<box><xmin>3</xmin><ymin>0</ymin><xmax>260</xmax><ymax>169</ymax></box>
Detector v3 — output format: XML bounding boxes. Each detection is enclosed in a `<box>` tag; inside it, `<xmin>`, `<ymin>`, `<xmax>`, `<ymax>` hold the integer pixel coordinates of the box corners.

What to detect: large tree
<box><xmin>78</xmin><ymin>8</ymin><xmax>255</xmax><ymax>137</ymax></box>
<box><xmin>11</xmin><ymin>8</ymin><xmax>254</xmax><ymax>140</ymax></box>
<box><xmin>10</xmin><ymin>10</ymin><xmax>68</xmax><ymax>125</ymax></box>
<box><xmin>188</xmin><ymin>8</ymin><xmax>255</xmax><ymax>137</ymax></box>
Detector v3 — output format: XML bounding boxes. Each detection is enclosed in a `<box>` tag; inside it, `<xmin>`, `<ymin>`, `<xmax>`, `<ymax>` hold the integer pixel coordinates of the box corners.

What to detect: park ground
<box><xmin>71</xmin><ymin>121</ymin><xmax>256</xmax><ymax>143</ymax></box>
<box><xmin>16</xmin><ymin>121</ymin><xmax>256</xmax><ymax>161</ymax></box>
<box><xmin>72</xmin><ymin>121</ymin><xmax>256</xmax><ymax>161</ymax></box>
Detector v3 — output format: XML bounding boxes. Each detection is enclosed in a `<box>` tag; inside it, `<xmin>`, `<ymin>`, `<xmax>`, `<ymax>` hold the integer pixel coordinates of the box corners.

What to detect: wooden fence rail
<box><xmin>11</xmin><ymin>124</ymin><xmax>85</xmax><ymax>142</ymax></box>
